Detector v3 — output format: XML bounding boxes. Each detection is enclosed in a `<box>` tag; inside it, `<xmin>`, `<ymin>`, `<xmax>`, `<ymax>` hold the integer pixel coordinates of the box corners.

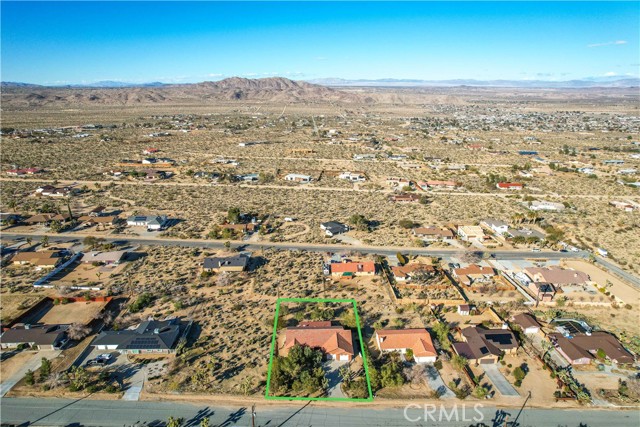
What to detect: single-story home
<box><xmin>284</xmin><ymin>173</ymin><xmax>312</xmax><ymax>183</ymax></box>
<box><xmin>320</xmin><ymin>221</ymin><xmax>349</xmax><ymax>237</ymax></box>
<box><xmin>330</xmin><ymin>261</ymin><xmax>376</xmax><ymax>277</ymax></box>
<box><xmin>126</xmin><ymin>214</ymin><xmax>168</xmax><ymax>230</ymax></box>
<box><xmin>282</xmin><ymin>321</ymin><xmax>354</xmax><ymax>361</ymax></box>
<box><xmin>91</xmin><ymin>319</ymin><xmax>186</xmax><ymax>354</ymax></box>
<box><xmin>375</xmin><ymin>328</ymin><xmax>437</xmax><ymax>363</ymax></box>
<box><xmin>480</xmin><ymin>219</ymin><xmax>509</xmax><ymax>235</ymax></box>
<box><xmin>391</xmin><ymin>263</ymin><xmax>436</xmax><ymax>282</ymax></box>
<box><xmin>549</xmin><ymin>332</ymin><xmax>633</xmax><ymax>365</ymax></box>
<box><xmin>452</xmin><ymin>265</ymin><xmax>495</xmax><ymax>286</ymax></box>
<box><xmin>412</xmin><ymin>226</ymin><xmax>454</xmax><ymax>242</ymax></box>
<box><xmin>24</xmin><ymin>213</ymin><xmax>56</xmax><ymax>225</ymax></box>
<box><xmin>457</xmin><ymin>225</ymin><xmax>487</xmax><ymax>241</ymax></box>
<box><xmin>12</xmin><ymin>250</ymin><xmax>63</xmax><ymax>269</ymax></box>
<box><xmin>524</xmin><ymin>266</ymin><xmax>590</xmax><ymax>286</ymax></box>
<box><xmin>81</xmin><ymin>250</ymin><xmax>127</xmax><ymax>265</ymax></box>
<box><xmin>0</xmin><ymin>324</ymin><xmax>69</xmax><ymax>350</ymax></box>
<box><xmin>203</xmin><ymin>255</ymin><xmax>249</xmax><ymax>272</ymax></box>
<box><xmin>452</xmin><ymin>326</ymin><xmax>518</xmax><ymax>364</ymax></box>
<box><xmin>338</xmin><ymin>172</ymin><xmax>366</xmax><ymax>182</ymax></box>
<box><xmin>496</xmin><ymin>182</ymin><xmax>524</xmax><ymax>190</ymax></box>
<box><xmin>511</xmin><ymin>313</ymin><xmax>542</xmax><ymax>335</ymax></box>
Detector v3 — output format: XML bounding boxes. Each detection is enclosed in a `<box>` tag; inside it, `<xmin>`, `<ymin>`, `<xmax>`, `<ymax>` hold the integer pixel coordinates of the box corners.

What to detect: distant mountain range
<box><xmin>306</xmin><ymin>77</ymin><xmax>640</xmax><ymax>88</ymax></box>
<box><xmin>3</xmin><ymin>76</ymin><xmax>638</xmax><ymax>89</ymax></box>
<box><xmin>1</xmin><ymin>77</ymin><xmax>370</xmax><ymax>108</ymax></box>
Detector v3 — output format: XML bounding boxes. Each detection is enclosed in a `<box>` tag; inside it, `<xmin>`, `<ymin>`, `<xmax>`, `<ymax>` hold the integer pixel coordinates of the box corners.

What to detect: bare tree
<box><xmin>216</xmin><ymin>272</ymin><xmax>232</xmax><ymax>287</ymax></box>
<box><xmin>67</xmin><ymin>323</ymin><xmax>91</xmax><ymax>341</ymax></box>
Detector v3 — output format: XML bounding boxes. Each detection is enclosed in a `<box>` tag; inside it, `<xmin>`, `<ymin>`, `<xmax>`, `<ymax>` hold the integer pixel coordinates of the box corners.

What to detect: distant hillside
<box><xmin>1</xmin><ymin>77</ymin><xmax>371</xmax><ymax>108</ymax></box>
<box><xmin>307</xmin><ymin>77</ymin><xmax>640</xmax><ymax>88</ymax></box>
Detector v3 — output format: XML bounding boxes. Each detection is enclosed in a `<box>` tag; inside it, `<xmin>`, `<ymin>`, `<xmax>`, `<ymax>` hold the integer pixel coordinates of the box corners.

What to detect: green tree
<box><xmin>227</xmin><ymin>207</ymin><xmax>241</xmax><ymax>223</ymax></box>
<box><xmin>199</xmin><ymin>418</ymin><xmax>210</xmax><ymax>427</ymax></box>
<box><xmin>380</xmin><ymin>358</ymin><xmax>405</xmax><ymax>387</ymax></box>
<box><xmin>166</xmin><ymin>416</ymin><xmax>184</xmax><ymax>427</ymax></box>
<box><xmin>398</xmin><ymin>219</ymin><xmax>415</xmax><ymax>229</ymax></box>
<box><xmin>472</xmin><ymin>385</ymin><xmax>488</xmax><ymax>399</ymax></box>
<box><xmin>39</xmin><ymin>357</ymin><xmax>51</xmax><ymax>382</ymax></box>
<box><xmin>596</xmin><ymin>348</ymin><xmax>606</xmax><ymax>360</ymax></box>
<box><xmin>451</xmin><ymin>355</ymin><xmax>468</xmax><ymax>372</ymax></box>
<box><xmin>25</xmin><ymin>369</ymin><xmax>35</xmax><ymax>385</ymax></box>
<box><xmin>513</xmin><ymin>366</ymin><xmax>526</xmax><ymax>386</ymax></box>
<box><xmin>396</xmin><ymin>252</ymin><xmax>408</xmax><ymax>266</ymax></box>
<box><xmin>432</xmin><ymin>321</ymin><xmax>452</xmax><ymax>350</ymax></box>
<box><xmin>40</xmin><ymin>235</ymin><xmax>49</xmax><ymax>248</ymax></box>
<box><xmin>348</xmin><ymin>214</ymin><xmax>370</xmax><ymax>231</ymax></box>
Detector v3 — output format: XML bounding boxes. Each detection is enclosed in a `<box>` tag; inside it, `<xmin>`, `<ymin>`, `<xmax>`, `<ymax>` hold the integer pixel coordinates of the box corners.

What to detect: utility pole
<box><xmin>251</xmin><ymin>404</ymin><xmax>256</xmax><ymax>427</ymax></box>
<box><xmin>508</xmin><ymin>390</ymin><xmax>532</xmax><ymax>426</ymax></box>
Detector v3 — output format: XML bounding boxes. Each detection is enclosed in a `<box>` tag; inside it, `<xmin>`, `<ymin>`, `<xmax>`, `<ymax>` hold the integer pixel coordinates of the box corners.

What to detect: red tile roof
<box><xmin>376</xmin><ymin>329</ymin><xmax>436</xmax><ymax>357</ymax></box>
<box><xmin>330</xmin><ymin>261</ymin><xmax>376</xmax><ymax>274</ymax></box>
<box><xmin>283</xmin><ymin>325</ymin><xmax>354</xmax><ymax>357</ymax></box>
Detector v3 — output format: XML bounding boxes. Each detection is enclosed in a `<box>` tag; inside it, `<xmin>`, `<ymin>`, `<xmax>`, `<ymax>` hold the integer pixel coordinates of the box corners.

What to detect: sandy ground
<box><xmin>39</xmin><ymin>300</ymin><xmax>107</xmax><ymax>324</ymax></box>
<box><xmin>0</xmin><ymin>352</ymin><xmax>35</xmax><ymax>380</ymax></box>
<box><xmin>563</xmin><ymin>260</ymin><xmax>639</xmax><ymax>305</ymax></box>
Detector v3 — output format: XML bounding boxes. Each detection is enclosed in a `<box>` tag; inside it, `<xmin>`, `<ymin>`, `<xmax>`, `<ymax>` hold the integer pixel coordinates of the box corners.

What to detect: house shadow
<box><xmin>124</xmin><ymin>251</ymin><xmax>147</xmax><ymax>262</ymax></box>
<box><xmin>248</xmin><ymin>255</ymin><xmax>268</xmax><ymax>272</ymax></box>
<box><xmin>163</xmin><ymin>218</ymin><xmax>184</xmax><ymax>229</ymax></box>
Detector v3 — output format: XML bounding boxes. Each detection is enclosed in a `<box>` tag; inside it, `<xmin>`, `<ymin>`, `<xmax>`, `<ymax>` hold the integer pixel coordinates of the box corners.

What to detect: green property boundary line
<box><xmin>264</xmin><ymin>297</ymin><xmax>374</xmax><ymax>402</ymax></box>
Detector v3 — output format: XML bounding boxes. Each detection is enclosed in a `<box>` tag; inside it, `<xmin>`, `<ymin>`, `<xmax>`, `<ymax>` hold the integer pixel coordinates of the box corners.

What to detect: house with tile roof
<box><xmin>375</xmin><ymin>329</ymin><xmax>437</xmax><ymax>363</ymax></box>
<box><xmin>329</xmin><ymin>261</ymin><xmax>376</xmax><ymax>277</ymax></box>
<box><xmin>282</xmin><ymin>321</ymin><xmax>354</xmax><ymax>361</ymax></box>
<box><xmin>391</xmin><ymin>263</ymin><xmax>436</xmax><ymax>282</ymax></box>
<box><xmin>452</xmin><ymin>264</ymin><xmax>495</xmax><ymax>286</ymax></box>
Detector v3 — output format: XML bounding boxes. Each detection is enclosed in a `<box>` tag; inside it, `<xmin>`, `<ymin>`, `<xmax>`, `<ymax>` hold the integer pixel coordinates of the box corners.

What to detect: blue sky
<box><xmin>1</xmin><ymin>1</ymin><xmax>638</xmax><ymax>84</ymax></box>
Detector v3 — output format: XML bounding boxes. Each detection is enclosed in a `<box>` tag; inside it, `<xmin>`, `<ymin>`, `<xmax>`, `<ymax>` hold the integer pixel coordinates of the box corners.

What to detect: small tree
<box><xmin>25</xmin><ymin>369</ymin><xmax>35</xmax><ymax>385</ymax></box>
<box><xmin>166</xmin><ymin>416</ymin><xmax>184</xmax><ymax>427</ymax></box>
<box><xmin>451</xmin><ymin>355</ymin><xmax>468</xmax><ymax>372</ymax></box>
<box><xmin>513</xmin><ymin>366</ymin><xmax>526</xmax><ymax>386</ymax></box>
<box><xmin>473</xmin><ymin>385</ymin><xmax>488</xmax><ymax>399</ymax></box>
<box><xmin>39</xmin><ymin>358</ymin><xmax>51</xmax><ymax>382</ymax></box>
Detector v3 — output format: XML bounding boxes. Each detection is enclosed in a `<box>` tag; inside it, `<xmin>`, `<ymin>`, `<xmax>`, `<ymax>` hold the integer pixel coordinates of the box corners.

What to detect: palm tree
<box><xmin>526</xmin><ymin>211</ymin><xmax>539</xmax><ymax>224</ymax></box>
<box><xmin>511</xmin><ymin>213</ymin><xmax>525</xmax><ymax>226</ymax></box>
<box><xmin>40</xmin><ymin>235</ymin><xmax>49</xmax><ymax>248</ymax></box>
<box><xmin>200</xmin><ymin>418</ymin><xmax>210</xmax><ymax>427</ymax></box>
<box><xmin>26</xmin><ymin>237</ymin><xmax>33</xmax><ymax>247</ymax></box>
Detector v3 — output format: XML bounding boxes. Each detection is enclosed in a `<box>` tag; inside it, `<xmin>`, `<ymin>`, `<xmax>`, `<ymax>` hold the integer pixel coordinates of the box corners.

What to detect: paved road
<box><xmin>481</xmin><ymin>364</ymin><xmax>520</xmax><ymax>398</ymax></box>
<box><xmin>424</xmin><ymin>364</ymin><xmax>455</xmax><ymax>398</ymax></box>
<box><xmin>0</xmin><ymin>231</ymin><xmax>590</xmax><ymax>261</ymax></box>
<box><xmin>593</xmin><ymin>255</ymin><xmax>640</xmax><ymax>288</ymax></box>
<box><xmin>0</xmin><ymin>350</ymin><xmax>61</xmax><ymax>397</ymax></box>
<box><xmin>0</xmin><ymin>397</ymin><xmax>638</xmax><ymax>426</ymax></box>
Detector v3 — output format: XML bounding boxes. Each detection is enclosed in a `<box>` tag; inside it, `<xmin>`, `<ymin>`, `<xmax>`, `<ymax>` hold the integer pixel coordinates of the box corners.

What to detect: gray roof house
<box><xmin>91</xmin><ymin>319</ymin><xmax>187</xmax><ymax>354</ymax></box>
<box><xmin>320</xmin><ymin>221</ymin><xmax>349</xmax><ymax>237</ymax></box>
<box><xmin>126</xmin><ymin>214</ymin><xmax>168</xmax><ymax>230</ymax></box>
<box><xmin>203</xmin><ymin>255</ymin><xmax>249</xmax><ymax>272</ymax></box>
<box><xmin>1</xmin><ymin>324</ymin><xmax>69</xmax><ymax>350</ymax></box>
